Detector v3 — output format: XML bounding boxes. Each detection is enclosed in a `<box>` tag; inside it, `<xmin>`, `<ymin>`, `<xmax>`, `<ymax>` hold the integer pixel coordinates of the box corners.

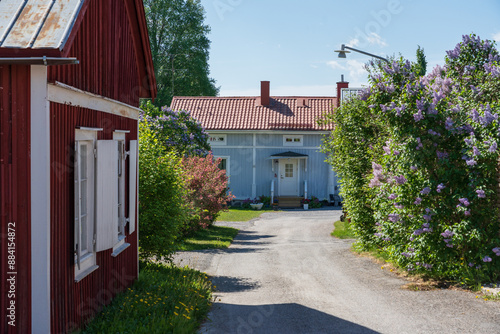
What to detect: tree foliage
<box><xmin>321</xmin><ymin>34</ymin><xmax>500</xmax><ymax>285</ymax></box>
<box><xmin>140</xmin><ymin>100</ymin><xmax>210</xmax><ymax>156</ymax></box>
<box><xmin>415</xmin><ymin>45</ymin><xmax>427</xmax><ymax>76</ymax></box>
<box><xmin>144</xmin><ymin>0</ymin><xmax>219</xmax><ymax>107</ymax></box>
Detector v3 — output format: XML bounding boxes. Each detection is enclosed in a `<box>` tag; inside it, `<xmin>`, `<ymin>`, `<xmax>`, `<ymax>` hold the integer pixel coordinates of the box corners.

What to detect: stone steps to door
<box><xmin>278</xmin><ymin>196</ymin><xmax>303</xmax><ymax>208</ymax></box>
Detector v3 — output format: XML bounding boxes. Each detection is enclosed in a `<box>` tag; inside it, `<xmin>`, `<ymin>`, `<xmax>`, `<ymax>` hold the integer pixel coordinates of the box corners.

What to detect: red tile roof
<box><xmin>170</xmin><ymin>96</ymin><xmax>336</xmax><ymax>131</ymax></box>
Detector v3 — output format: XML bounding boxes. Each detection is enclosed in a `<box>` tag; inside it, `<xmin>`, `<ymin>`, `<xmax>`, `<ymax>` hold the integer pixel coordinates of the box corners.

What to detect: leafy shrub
<box><xmin>321</xmin><ymin>34</ymin><xmax>500</xmax><ymax>285</ymax></box>
<box><xmin>258</xmin><ymin>195</ymin><xmax>271</xmax><ymax>207</ymax></box>
<box><xmin>309</xmin><ymin>196</ymin><xmax>323</xmax><ymax>208</ymax></box>
<box><xmin>181</xmin><ymin>154</ymin><xmax>233</xmax><ymax>234</ymax></box>
<box><xmin>138</xmin><ymin>119</ymin><xmax>188</xmax><ymax>261</ymax></box>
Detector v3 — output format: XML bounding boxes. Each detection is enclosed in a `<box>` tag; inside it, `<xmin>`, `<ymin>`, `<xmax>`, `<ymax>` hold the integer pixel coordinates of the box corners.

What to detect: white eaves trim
<box><xmin>48</xmin><ymin>81</ymin><xmax>140</xmax><ymax>120</ymax></box>
<box><xmin>206</xmin><ymin>130</ymin><xmax>331</xmax><ymax>135</ymax></box>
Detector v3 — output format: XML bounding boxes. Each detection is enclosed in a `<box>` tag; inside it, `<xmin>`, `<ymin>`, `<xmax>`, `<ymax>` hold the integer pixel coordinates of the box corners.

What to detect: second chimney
<box><xmin>260</xmin><ymin>81</ymin><xmax>270</xmax><ymax>106</ymax></box>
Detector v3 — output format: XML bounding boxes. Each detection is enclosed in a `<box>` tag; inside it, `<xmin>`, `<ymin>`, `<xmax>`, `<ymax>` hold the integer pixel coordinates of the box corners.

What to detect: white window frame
<box><xmin>74</xmin><ymin>129</ymin><xmax>100</xmax><ymax>282</ymax></box>
<box><xmin>209</xmin><ymin>134</ymin><xmax>227</xmax><ymax>146</ymax></box>
<box><xmin>214</xmin><ymin>155</ymin><xmax>230</xmax><ymax>180</ymax></box>
<box><xmin>283</xmin><ymin>135</ymin><xmax>303</xmax><ymax>147</ymax></box>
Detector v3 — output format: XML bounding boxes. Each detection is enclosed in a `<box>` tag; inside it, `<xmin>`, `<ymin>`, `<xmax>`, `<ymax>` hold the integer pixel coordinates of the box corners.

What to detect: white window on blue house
<box><xmin>209</xmin><ymin>134</ymin><xmax>227</xmax><ymax>146</ymax></box>
<box><xmin>215</xmin><ymin>156</ymin><xmax>230</xmax><ymax>181</ymax></box>
<box><xmin>283</xmin><ymin>135</ymin><xmax>303</xmax><ymax>147</ymax></box>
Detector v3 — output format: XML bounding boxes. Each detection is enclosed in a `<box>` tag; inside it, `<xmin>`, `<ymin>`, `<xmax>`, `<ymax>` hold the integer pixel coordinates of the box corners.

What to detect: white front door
<box><xmin>279</xmin><ymin>159</ymin><xmax>298</xmax><ymax>196</ymax></box>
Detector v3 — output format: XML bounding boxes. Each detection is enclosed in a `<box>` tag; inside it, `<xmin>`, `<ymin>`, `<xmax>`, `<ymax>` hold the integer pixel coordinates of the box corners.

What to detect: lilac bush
<box><xmin>322</xmin><ymin>34</ymin><xmax>500</xmax><ymax>285</ymax></box>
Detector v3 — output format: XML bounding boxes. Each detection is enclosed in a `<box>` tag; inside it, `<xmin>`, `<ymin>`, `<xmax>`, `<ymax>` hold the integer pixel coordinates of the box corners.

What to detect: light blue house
<box><xmin>171</xmin><ymin>81</ymin><xmax>348</xmax><ymax>207</ymax></box>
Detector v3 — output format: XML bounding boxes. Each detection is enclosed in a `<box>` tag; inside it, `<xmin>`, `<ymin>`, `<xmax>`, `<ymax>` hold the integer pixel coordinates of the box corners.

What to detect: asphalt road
<box><xmin>174</xmin><ymin>208</ymin><xmax>500</xmax><ymax>334</ymax></box>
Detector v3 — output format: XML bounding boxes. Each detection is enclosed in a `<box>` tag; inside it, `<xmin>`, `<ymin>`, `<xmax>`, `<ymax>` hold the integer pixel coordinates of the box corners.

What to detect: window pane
<box><xmin>80</xmin><ymin>145</ymin><xmax>87</xmax><ymax>179</ymax></box>
<box><xmin>285</xmin><ymin>164</ymin><xmax>293</xmax><ymax>177</ymax></box>
<box><xmin>81</xmin><ymin>179</ymin><xmax>87</xmax><ymax>216</ymax></box>
<box><xmin>218</xmin><ymin>159</ymin><xmax>226</xmax><ymax>170</ymax></box>
<box><xmin>81</xmin><ymin>215</ymin><xmax>87</xmax><ymax>253</ymax></box>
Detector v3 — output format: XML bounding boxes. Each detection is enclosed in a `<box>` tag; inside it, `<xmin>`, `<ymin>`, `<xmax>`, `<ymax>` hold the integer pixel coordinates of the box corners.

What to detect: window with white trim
<box><xmin>74</xmin><ymin>129</ymin><xmax>99</xmax><ymax>282</ymax></box>
<box><xmin>74</xmin><ymin>128</ymin><xmax>138</xmax><ymax>281</ymax></box>
<box><xmin>283</xmin><ymin>135</ymin><xmax>303</xmax><ymax>147</ymax></box>
<box><xmin>209</xmin><ymin>134</ymin><xmax>227</xmax><ymax>146</ymax></box>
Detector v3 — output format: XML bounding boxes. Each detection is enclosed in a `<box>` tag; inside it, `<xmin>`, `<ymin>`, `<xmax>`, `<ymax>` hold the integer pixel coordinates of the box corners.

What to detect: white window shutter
<box><xmin>95</xmin><ymin>140</ymin><xmax>118</xmax><ymax>251</ymax></box>
<box><xmin>74</xmin><ymin>142</ymin><xmax>81</xmax><ymax>269</ymax></box>
<box><xmin>128</xmin><ymin>140</ymin><xmax>138</xmax><ymax>234</ymax></box>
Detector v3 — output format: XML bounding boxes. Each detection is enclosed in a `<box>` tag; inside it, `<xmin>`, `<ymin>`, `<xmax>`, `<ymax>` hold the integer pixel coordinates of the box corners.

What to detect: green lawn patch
<box><xmin>175</xmin><ymin>225</ymin><xmax>239</xmax><ymax>251</ymax></box>
<box><xmin>80</xmin><ymin>261</ymin><xmax>213</xmax><ymax>334</ymax></box>
<box><xmin>217</xmin><ymin>208</ymin><xmax>269</xmax><ymax>222</ymax></box>
<box><xmin>331</xmin><ymin>220</ymin><xmax>356</xmax><ymax>239</ymax></box>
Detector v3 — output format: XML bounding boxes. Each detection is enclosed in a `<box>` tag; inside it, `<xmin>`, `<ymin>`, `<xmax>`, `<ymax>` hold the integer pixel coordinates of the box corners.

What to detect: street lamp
<box><xmin>334</xmin><ymin>44</ymin><xmax>389</xmax><ymax>63</ymax></box>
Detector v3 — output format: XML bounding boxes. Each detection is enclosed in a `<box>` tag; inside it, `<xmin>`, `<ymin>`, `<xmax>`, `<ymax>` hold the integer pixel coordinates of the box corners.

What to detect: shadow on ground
<box><xmin>210</xmin><ymin>275</ymin><xmax>260</xmax><ymax>293</ymax></box>
<box><xmin>201</xmin><ymin>303</ymin><xmax>380</xmax><ymax>334</ymax></box>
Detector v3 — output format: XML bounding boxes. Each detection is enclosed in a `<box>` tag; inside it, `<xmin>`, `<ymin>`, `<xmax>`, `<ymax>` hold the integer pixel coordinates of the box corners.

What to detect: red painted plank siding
<box><xmin>48</xmin><ymin>0</ymin><xmax>142</xmax><ymax>107</ymax></box>
<box><xmin>50</xmin><ymin>103</ymin><xmax>138</xmax><ymax>333</ymax></box>
<box><xmin>0</xmin><ymin>65</ymin><xmax>31</xmax><ymax>334</ymax></box>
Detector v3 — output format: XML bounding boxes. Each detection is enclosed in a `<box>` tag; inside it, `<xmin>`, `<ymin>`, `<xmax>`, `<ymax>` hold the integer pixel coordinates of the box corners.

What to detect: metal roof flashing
<box><xmin>0</xmin><ymin>56</ymin><xmax>79</xmax><ymax>65</ymax></box>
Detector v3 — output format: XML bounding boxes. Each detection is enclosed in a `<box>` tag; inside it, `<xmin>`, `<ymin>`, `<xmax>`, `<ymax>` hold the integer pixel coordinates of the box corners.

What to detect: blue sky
<box><xmin>198</xmin><ymin>0</ymin><xmax>500</xmax><ymax>97</ymax></box>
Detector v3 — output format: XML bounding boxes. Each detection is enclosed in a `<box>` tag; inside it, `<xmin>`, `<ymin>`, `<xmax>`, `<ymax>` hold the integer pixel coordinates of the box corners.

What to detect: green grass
<box><xmin>216</xmin><ymin>208</ymin><xmax>270</xmax><ymax>222</ymax></box>
<box><xmin>79</xmin><ymin>261</ymin><xmax>213</xmax><ymax>334</ymax></box>
<box><xmin>175</xmin><ymin>225</ymin><xmax>239</xmax><ymax>251</ymax></box>
<box><xmin>331</xmin><ymin>220</ymin><xmax>356</xmax><ymax>239</ymax></box>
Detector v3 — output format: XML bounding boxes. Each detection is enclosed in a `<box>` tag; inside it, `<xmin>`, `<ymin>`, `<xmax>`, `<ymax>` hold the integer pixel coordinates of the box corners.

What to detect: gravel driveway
<box><xmin>173</xmin><ymin>208</ymin><xmax>500</xmax><ymax>334</ymax></box>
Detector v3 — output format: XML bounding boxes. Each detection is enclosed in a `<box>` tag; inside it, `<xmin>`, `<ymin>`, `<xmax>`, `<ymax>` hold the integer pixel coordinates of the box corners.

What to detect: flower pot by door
<box><xmin>303</xmin><ymin>204</ymin><xmax>309</xmax><ymax>210</ymax></box>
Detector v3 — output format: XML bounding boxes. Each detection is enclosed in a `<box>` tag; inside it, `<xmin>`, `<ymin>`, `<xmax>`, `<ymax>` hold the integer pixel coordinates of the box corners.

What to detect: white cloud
<box><xmin>366</xmin><ymin>32</ymin><xmax>387</xmax><ymax>47</ymax></box>
<box><xmin>310</xmin><ymin>64</ymin><xmax>319</xmax><ymax>69</ymax></box>
<box><xmin>348</xmin><ymin>38</ymin><xmax>360</xmax><ymax>47</ymax></box>
<box><xmin>493</xmin><ymin>32</ymin><xmax>500</xmax><ymax>42</ymax></box>
<box><xmin>327</xmin><ymin>59</ymin><xmax>368</xmax><ymax>85</ymax></box>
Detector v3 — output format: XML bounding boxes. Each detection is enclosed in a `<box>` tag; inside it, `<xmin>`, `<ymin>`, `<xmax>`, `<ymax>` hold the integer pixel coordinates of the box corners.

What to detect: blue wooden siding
<box><xmin>210</xmin><ymin>133</ymin><xmax>337</xmax><ymax>200</ymax></box>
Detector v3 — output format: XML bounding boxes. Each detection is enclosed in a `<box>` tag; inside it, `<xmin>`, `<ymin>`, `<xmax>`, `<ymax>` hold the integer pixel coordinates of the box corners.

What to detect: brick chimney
<box><xmin>336</xmin><ymin>75</ymin><xmax>349</xmax><ymax>108</ymax></box>
<box><xmin>259</xmin><ymin>81</ymin><xmax>270</xmax><ymax>106</ymax></box>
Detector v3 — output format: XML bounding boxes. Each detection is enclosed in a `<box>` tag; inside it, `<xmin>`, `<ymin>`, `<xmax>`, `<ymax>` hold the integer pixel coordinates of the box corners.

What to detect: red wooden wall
<box><xmin>48</xmin><ymin>0</ymin><xmax>143</xmax><ymax>332</ymax></box>
<box><xmin>50</xmin><ymin>103</ymin><xmax>138</xmax><ymax>333</ymax></box>
<box><xmin>48</xmin><ymin>0</ymin><xmax>142</xmax><ymax>107</ymax></box>
<box><xmin>0</xmin><ymin>65</ymin><xmax>32</xmax><ymax>334</ymax></box>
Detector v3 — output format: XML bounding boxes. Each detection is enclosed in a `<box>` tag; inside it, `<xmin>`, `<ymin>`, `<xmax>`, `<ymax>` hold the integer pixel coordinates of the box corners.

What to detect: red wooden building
<box><xmin>0</xmin><ymin>1</ymin><xmax>156</xmax><ymax>332</ymax></box>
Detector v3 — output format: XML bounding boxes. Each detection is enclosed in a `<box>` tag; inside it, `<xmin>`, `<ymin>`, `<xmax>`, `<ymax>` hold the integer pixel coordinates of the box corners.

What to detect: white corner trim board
<box><xmin>47</xmin><ymin>81</ymin><xmax>140</xmax><ymax>120</ymax></box>
<box><xmin>31</xmin><ymin>65</ymin><xmax>51</xmax><ymax>333</ymax></box>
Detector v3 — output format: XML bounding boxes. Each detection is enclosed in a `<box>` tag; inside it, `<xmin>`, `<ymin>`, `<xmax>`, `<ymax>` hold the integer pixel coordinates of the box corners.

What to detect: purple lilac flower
<box><xmin>423</xmin><ymin>223</ymin><xmax>430</xmax><ymax>228</ymax></box>
<box><xmin>437</xmin><ymin>151</ymin><xmax>449</xmax><ymax>159</ymax></box>
<box><xmin>428</xmin><ymin>129</ymin><xmax>441</xmax><ymax>136</ymax></box>
<box><xmin>422</xmin><ymin>263</ymin><xmax>433</xmax><ymax>270</ymax></box>
<box><xmin>388</xmin><ymin>193</ymin><xmax>397</xmax><ymax>200</ymax></box>
<box><xmin>459</xmin><ymin>198</ymin><xmax>470</xmax><ymax>207</ymax></box>
<box><xmin>395</xmin><ymin>175</ymin><xmax>407</xmax><ymax>185</ymax></box>
<box><xmin>464</xmin><ymin>210</ymin><xmax>471</xmax><ymax>216</ymax></box>
<box><xmin>402</xmin><ymin>252</ymin><xmax>412</xmax><ymax>258</ymax></box>
<box><xmin>388</xmin><ymin>214</ymin><xmax>400</xmax><ymax>223</ymax></box>
<box><xmin>489</xmin><ymin>142</ymin><xmax>497</xmax><ymax>153</ymax></box>
<box><xmin>383</xmin><ymin>145</ymin><xmax>391</xmax><ymax>155</ymax></box>
<box><xmin>413</xmin><ymin>110</ymin><xmax>424</xmax><ymax>122</ymax></box>
<box><xmin>464</xmin><ymin>138</ymin><xmax>472</xmax><ymax>145</ymax></box>
<box><xmin>492</xmin><ymin>247</ymin><xmax>500</xmax><ymax>256</ymax></box>
<box><xmin>394</xmin><ymin>150</ymin><xmax>400</xmax><ymax>155</ymax></box>
<box><xmin>468</xmin><ymin>263</ymin><xmax>474</xmax><ymax>267</ymax></box>
<box><xmin>483</xmin><ymin>256</ymin><xmax>492</xmax><ymax>263</ymax></box>
<box><xmin>441</xmin><ymin>230</ymin><xmax>454</xmax><ymax>238</ymax></box>
<box><xmin>472</xmin><ymin>146</ymin><xmax>480</xmax><ymax>156</ymax></box>
<box><xmin>420</xmin><ymin>187</ymin><xmax>431</xmax><ymax>195</ymax></box>
<box><xmin>466</xmin><ymin>159</ymin><xmax>477</xmax><ymax>166</ymax></box>
<box><xmin>394</xmin><ymin>204</ymin><xmax>404</xmax><ymax>210</ymax></box>
<box><xmin>410</xmin><ymin>166</ymin><xmax>418</xmax><ymax>171</ymax></box>
<box><xmin>413</xmin><ymin>229</ymin><xmax>423</xmax><ymax>236</ymax></box>
<box><xmin>414</xmin><ymin>197</ymin><xmax>422</xmax><ymax>205</ymax></box>
<box><xmin>470</xmin><ymin>109</ymin><xmax>480</xmax><ymax>122</ymax></box>
<box><xmin>437</xmin><ymin>183</ymin><xmax>446</xmax><ymax>193</ymax></box>
<box><xmin>423</xmin><ymin>214</ymin><xmax>432</xmax><ymax>222</ymax></box>
<box><xmin>445</xmin><ymin>117</ymin><xmax>454</xmax><ymax>130</ymax></box>
<box><xmin>476</xmin><ymin>189</ymin><xmax>486</xmax><ymax>198</ymax></box>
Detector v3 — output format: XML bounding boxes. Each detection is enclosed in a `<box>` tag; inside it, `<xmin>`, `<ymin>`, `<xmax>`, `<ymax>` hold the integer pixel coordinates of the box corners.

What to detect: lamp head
<box><xmin>334</xmin><ymin>44</ymin><xmax>350</xmax><ymax>59</ymax></box>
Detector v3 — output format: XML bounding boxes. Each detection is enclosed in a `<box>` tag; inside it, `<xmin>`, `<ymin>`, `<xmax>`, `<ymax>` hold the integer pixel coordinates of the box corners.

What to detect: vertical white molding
<box><xmin>328</xmin><ymin>167</ymin><xmax>335</xmax><ymax>197</ymax></box>
<box><xmin>30</xmin><ymin>65</ymin><xmax>51</xmax><ymax>333</ymax></box>
<box><xmin>251</xmin><ymin>133</ymin><xmax>256</xmax><ymax>198</ymax></box>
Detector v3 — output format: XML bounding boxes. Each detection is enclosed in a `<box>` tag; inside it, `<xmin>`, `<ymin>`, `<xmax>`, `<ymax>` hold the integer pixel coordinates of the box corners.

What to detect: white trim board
<box><xmin>206</xmin><ymin>130</ymin><xmax>330</xmax><ymax>135</ymax></box>
<box><xmin>31</xmin><ymin>65</ymin><xmax>51</xmax><ymax>333</ymax></box>
<box><xmin>48</xmin><ymin>81</ymin><xmax>140</xmax><ymax>120</ymax></box>
<box><xmin>213</xmin><ymin>146</ymin><xmax>322</xmax><ymax>150</ymax></box>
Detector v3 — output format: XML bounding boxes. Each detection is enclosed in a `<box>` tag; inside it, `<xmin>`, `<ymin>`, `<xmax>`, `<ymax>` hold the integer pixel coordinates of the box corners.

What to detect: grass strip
<box><xmin>331</xmin><ymin>220</ymin><xmax>356</xmax><ymax>239</ymax></box>
<box><xmin>217</xmin><ymin>208</ymin><xmax>269</xmax><ymax>222</ymax></box>
<box><xmin>80</xmin><ymin>261</ymin><xmax>213</xmax><ymax>334</ymax></box>
<box><xmin>176</xmin><ymin>225</ymin><xmax>239</xmax><ymax>251</ymax></box>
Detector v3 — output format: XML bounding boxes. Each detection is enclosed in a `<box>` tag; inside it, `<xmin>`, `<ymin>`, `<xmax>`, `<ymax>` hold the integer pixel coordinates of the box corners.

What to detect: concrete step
<box><xmin>278</xmin><ymin>197</ymin><xmax>303</xmax><ymax>208</ymax></box>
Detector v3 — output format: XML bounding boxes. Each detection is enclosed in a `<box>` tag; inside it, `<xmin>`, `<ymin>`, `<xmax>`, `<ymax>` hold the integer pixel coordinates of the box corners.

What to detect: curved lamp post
<box><xmin>334</xmin><ymin>44</ymin><xmax>389</xmax><ymax>63</ymax></box>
